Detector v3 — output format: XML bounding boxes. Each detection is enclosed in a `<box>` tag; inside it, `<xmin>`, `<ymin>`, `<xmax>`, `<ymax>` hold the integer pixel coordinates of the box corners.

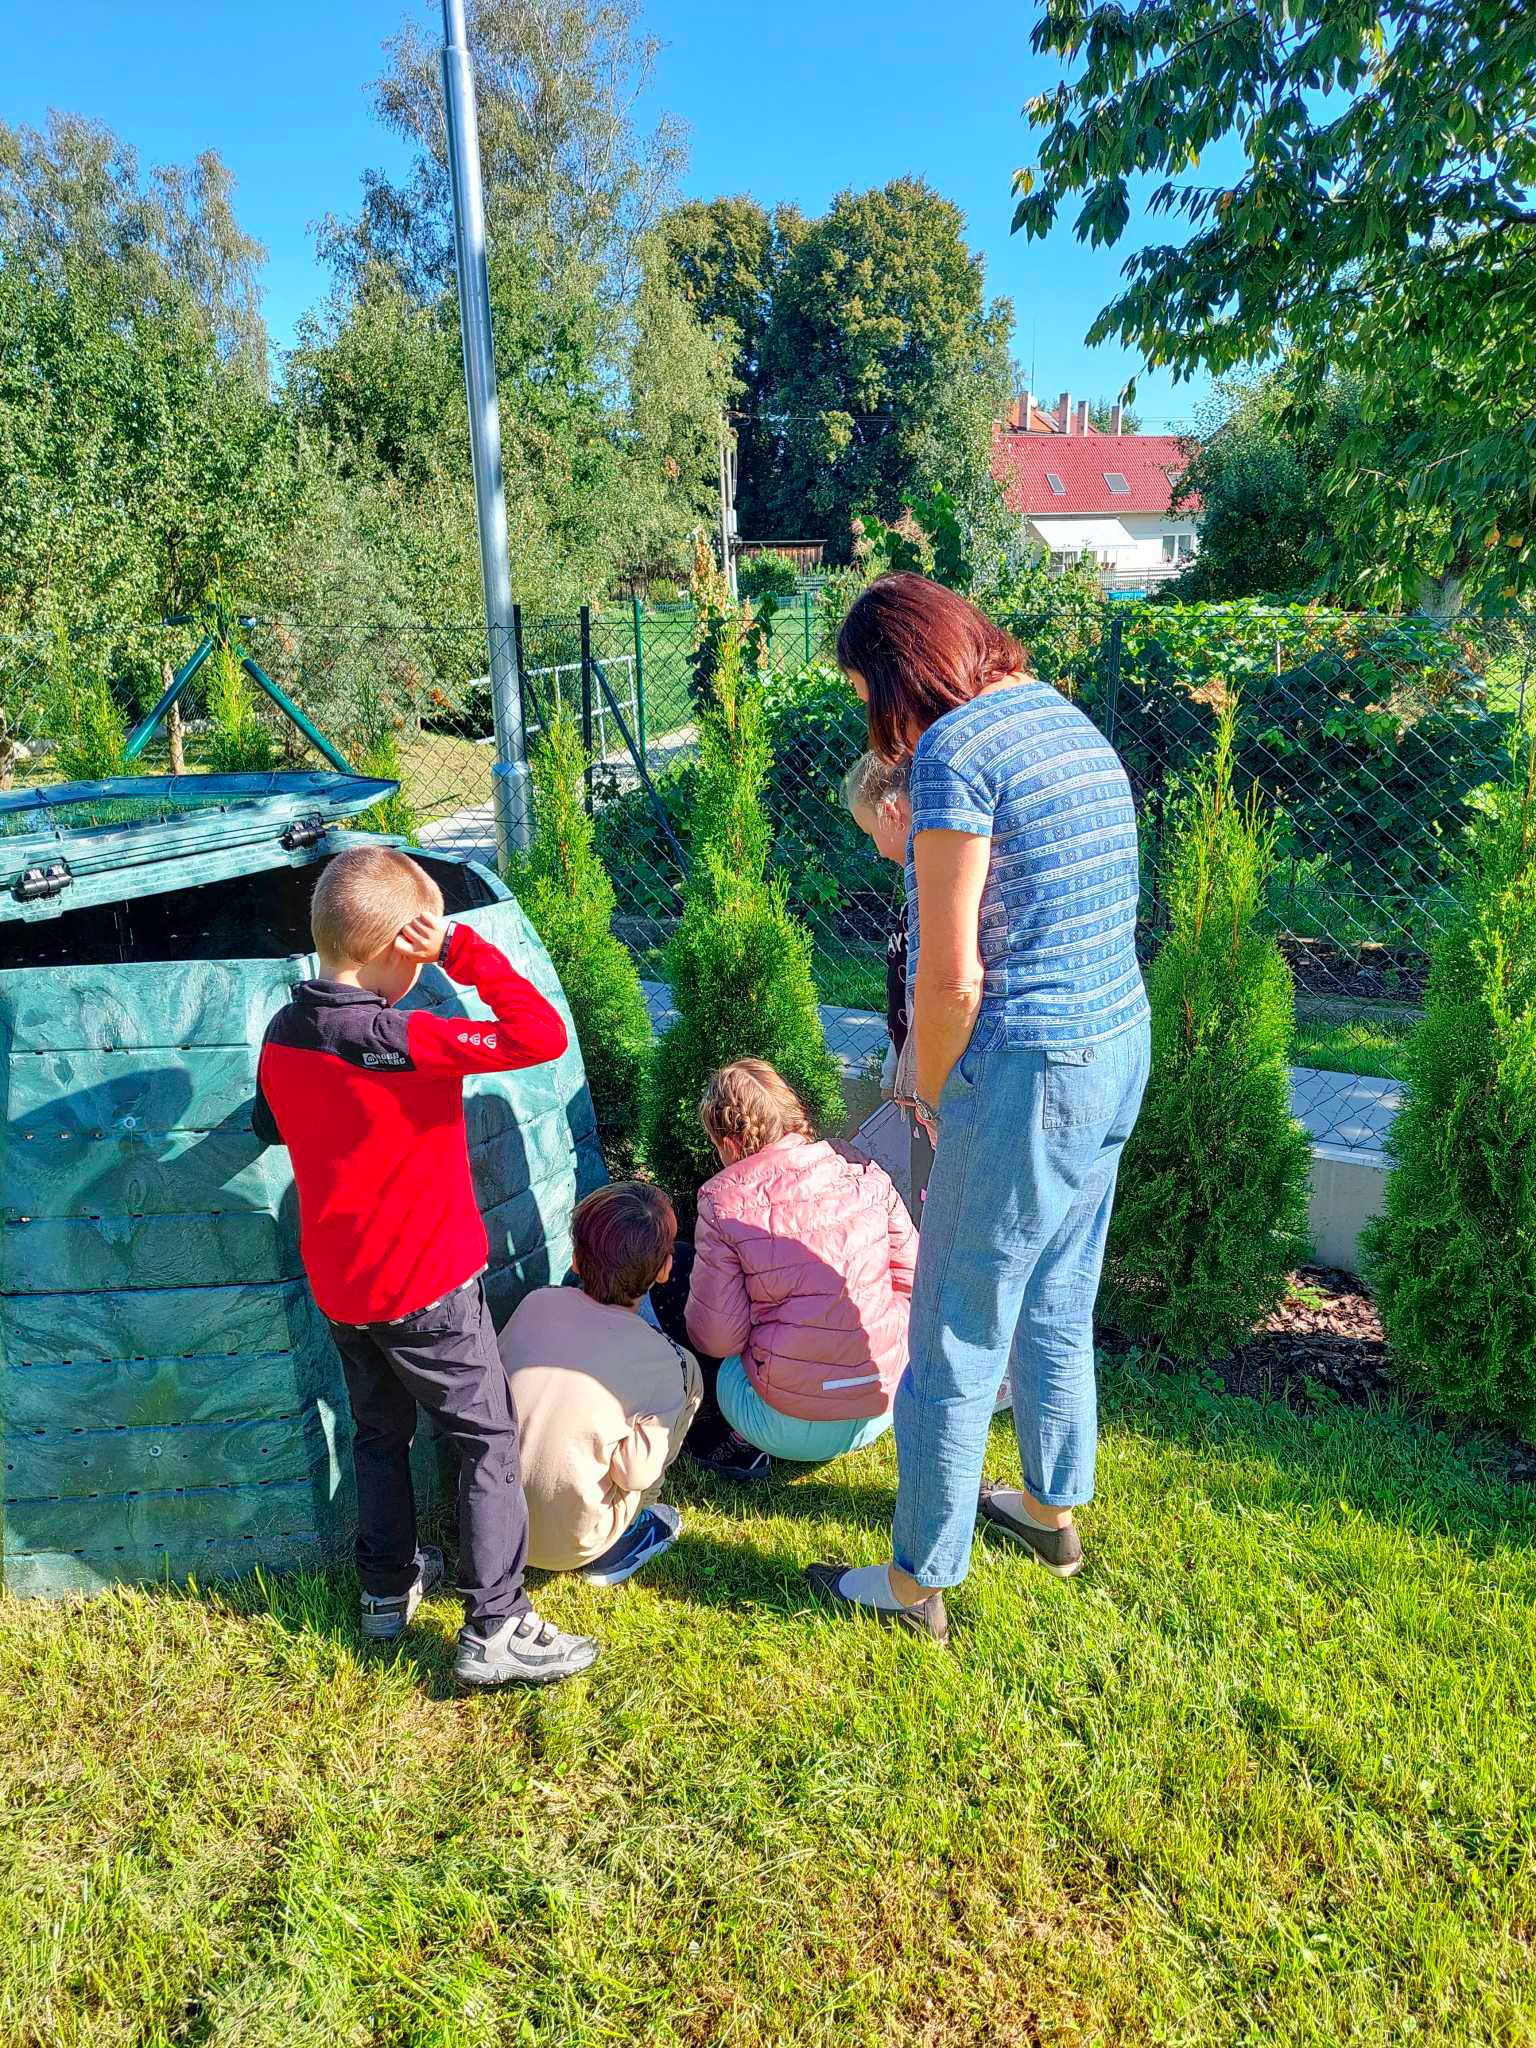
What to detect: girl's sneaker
<box><xmin>581</xmin><ymin>1505</ymin><xmax>682</xmax><ymax>1587</ymax></box>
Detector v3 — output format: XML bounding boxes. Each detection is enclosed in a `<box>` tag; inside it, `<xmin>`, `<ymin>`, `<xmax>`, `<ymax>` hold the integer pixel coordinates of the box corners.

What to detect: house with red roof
<box><xmin>992</xmin><ymin>390</ymin><xmax>1199</xmax><ymax>591</ymax></box>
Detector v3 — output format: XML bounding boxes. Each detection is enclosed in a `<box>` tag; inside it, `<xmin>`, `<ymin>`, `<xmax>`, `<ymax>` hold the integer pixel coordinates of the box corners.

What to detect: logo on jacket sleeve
<box><xmin>457</xmin><ymin>1031</ymin><xmax>498</xmax><ymax>1049</ymax></box>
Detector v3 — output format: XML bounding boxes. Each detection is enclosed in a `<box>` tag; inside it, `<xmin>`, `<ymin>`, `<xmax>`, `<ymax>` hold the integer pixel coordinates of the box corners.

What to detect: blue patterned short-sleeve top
<box><xmin>906</xmin><ymin>680</ymin><xmax>1149</xmax><ymax>1049</ymax></box>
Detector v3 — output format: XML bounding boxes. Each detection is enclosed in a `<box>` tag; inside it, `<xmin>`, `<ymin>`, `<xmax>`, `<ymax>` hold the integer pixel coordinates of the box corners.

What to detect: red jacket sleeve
<box><xmin>406</xmin><ymin>923</ymin><xmax>569</xmax><ymax>1077</ymax></box>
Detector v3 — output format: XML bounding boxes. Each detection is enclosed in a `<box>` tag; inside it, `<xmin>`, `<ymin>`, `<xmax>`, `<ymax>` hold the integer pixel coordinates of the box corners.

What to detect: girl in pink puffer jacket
<box><xmin>685</xmin><ymin>1060</ymin><xmax>918</xmax><ymax>1465</ymax></box>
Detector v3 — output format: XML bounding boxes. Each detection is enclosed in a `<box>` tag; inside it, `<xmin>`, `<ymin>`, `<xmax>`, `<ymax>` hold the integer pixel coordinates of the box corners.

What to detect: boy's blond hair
<box><xmin>699</xmin><ymin>1059</ymin><xmax>815</xmax><ymax>1160</ymax></box>
<box><xmin>310</xmin><ymin>846</ymin><xmax>443</xmax><ymax>967</ymax></box>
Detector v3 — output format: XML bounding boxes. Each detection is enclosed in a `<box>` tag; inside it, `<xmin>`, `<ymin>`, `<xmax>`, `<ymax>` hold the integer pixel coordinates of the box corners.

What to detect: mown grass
<box><xmin>3</xmin><ymin>1366</ymin><xmax>1534</xmax><ymax>2047</ymax></box>
<box><xmin>1293</xmin><ymin>1009</ymin><xmax>1416</xmax><ymax>1081</ymax></box>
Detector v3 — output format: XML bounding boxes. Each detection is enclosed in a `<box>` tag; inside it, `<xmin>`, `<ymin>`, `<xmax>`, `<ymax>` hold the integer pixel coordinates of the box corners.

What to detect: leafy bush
<box><xmin>511</xmin><ymin>708</ymin><xmax>654</xmax><ymax>1169</ymax></box>
<box><xmin>203</xmin><ymin>640</ymin><xmax>278</xmax><ymax>774</ymax></box>
<box><xmin>1363</xmin><ymin>747</ymin><xmax>1536</xmax><ymax>1433</ymax></box>
<box><xmin>737</xmin><ymin>551</ymin><xmax>799</xmax><ymax>617</ymax></box>
<box><xmin>643</xmin><ymin>612</ymin><xmax>843</xmax><ymax>1202</ymax></box>
<box><xmin>47</xmin><ymin>632</ymin><xmax>128</xmax><ymax>782</ymax></box>
<box><xmin>593</xmin><ymin>659</ymin><xmax>898</xmax><ymax>935</ymax></box>
<box><xmin>856</xmin><ymin>483</ymin><xmax>973</xmax><ymax>592</ymax></box>
<box><xmin>351</xmin><ymin>728</ymin><xmax>421</xmax><ymax>842</ymax></box>
<box><xmin>1102</xmin><ymin>703</ymin><xmax>1312</xmax><ymax>1358</ymax></box>
<box><xmin>1084</xmin><ymin>602</ymin><xmax>1511</xmax><ymax>906</ymax></box>
<box><xmin>986</xmin><ymin>555</ymin><xmax>1106</xmax><ymax>694</ymax></box>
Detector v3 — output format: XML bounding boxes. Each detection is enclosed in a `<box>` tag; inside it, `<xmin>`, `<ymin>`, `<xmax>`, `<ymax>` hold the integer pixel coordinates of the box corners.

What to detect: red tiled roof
<box><xmin>992</xmin><ymin>430</ymin><xmax>1193</xmax><ymax>517</ymax></box>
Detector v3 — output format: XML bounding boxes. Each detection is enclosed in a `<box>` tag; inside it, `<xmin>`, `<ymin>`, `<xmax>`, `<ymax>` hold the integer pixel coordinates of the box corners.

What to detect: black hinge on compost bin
<box><xmin>280</xmin><ymin>813</ymin><xmax>328</xmax><ymax>852</ymax></box>
<box><xmin>13</xmin><ymin>859</ymin><xmax>73</xmax><ymax>904</ymax></box>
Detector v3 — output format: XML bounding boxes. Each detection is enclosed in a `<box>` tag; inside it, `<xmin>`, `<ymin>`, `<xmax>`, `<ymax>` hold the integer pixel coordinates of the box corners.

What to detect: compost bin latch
<box><xmin>280</xmin><ymin>813</ymin><xmax>328</xmax><ymax>851</ymax></box>
<box><xmin>13</xmin><ymin>859</ymin><xmax>73</xmax><ymax>904</ymax></box>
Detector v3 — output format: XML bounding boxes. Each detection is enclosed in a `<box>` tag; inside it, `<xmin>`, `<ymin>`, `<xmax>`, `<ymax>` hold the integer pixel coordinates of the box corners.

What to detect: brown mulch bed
<box><xmin>1146</xmin><ymin>1265</ymin><xmax>1536</xmax><ymax>1483</ymax></box>
<box><xmin>1215</xmin><ymin>1265</ymin><xmax>1394</xmax><ymax>1408</ymax></box>
<box><xmin>1278</xmin><ymin>937</ymin><xmax>1430</xmax><ymax>1003</ymax></box>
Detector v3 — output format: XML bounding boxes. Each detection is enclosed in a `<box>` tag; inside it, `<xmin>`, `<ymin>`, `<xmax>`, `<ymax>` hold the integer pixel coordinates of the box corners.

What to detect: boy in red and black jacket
<box><xmin>254</xmin><ymin>843</ymin><xmax>599</xmax><ymax>1689</ymax></box>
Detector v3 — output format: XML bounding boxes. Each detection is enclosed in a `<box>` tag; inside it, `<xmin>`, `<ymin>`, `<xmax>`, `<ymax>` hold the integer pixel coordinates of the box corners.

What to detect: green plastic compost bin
<box><xmin>0</xmin><ymin>774</ymin><xmax>604</xmax><ymax>1598</ymax></box>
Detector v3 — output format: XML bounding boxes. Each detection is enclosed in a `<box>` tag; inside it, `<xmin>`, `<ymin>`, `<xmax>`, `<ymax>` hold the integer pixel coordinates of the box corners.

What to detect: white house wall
<box><xmin>1026</xmin><ymin>511</ymin><xmax>1199</xmax><ymax>570</ymax></box>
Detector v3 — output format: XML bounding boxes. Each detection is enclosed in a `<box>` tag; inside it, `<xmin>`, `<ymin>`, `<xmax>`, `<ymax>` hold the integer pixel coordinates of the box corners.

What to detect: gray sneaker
<box><xmin>978</xmin><ymin>1484</ymin><xmax>1083</xmax><ymax>1577</ymax></box>
<box><xmin>360</xmin><ymin>1545</ymin><xmax>445</xmax><ymax>1641</ymax></box>
<box><xmin>454</xmin><ymin>1607</ymin><xmax>601</xmax><ymax>1688</ymax></box>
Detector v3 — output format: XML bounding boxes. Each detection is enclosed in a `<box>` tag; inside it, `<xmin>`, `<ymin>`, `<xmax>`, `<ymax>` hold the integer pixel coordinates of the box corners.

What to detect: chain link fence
<box><xmin>4</xmin><ymin>595</ymin><xmax>1529</xmax><ymax>1153</ymax></box>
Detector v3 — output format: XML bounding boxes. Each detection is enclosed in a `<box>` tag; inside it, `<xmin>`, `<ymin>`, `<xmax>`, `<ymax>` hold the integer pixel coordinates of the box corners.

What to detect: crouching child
<box><xmin>500</xmin><ymin>1183</ymin><xmax>701</xmax><ymax>1586</ymax></box>
<box><xmin>253</xmin><ymin>843</ymin><xmax>600</xmax><ymax>1688</ymax></box>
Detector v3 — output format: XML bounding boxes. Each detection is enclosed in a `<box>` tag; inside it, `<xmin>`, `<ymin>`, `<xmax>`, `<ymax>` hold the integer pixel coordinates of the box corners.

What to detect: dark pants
<box><xmin>328</xmin><ymin>1278</ymin><xmax>530</xmax><ymax>1629</ymax></box>
<box><xmin>649</xmin><ymin>1240</ymin><xmax>726</xmax><ymax>1431</ymax></box>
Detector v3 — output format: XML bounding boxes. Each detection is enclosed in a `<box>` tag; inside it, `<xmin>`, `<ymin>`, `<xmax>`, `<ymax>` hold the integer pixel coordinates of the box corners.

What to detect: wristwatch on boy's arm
<box><xmin>438</xmin><ymin>921</ymin><xmax>457</xmax><ymax>966</ymax></box>
<box><xmin>913</xmin><ymin>1092</ymin><xmax>941</xmax><ymax>1135</ymax></box>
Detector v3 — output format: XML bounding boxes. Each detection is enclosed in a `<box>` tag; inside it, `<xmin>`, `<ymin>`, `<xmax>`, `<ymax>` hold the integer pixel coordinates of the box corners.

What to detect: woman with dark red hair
<box><xmin>806</xmin><ymin>573</ymin><xmax>1150</xmax><ymax>1642</ymax></box>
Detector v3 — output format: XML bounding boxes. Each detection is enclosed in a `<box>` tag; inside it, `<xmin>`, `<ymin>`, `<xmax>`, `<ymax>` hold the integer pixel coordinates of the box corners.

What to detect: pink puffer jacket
<box><xmin>685</xmin><ymin>1134</ymin><xmax>917</xmax><ymax>1421</ymax></box>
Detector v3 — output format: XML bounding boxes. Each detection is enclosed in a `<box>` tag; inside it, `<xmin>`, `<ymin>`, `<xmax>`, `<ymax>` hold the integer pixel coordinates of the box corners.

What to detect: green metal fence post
<box><xmin>803</xmin><ymin>587</ymin><xmax>813</xmax><ymax>665</ymax></box>
<box><xmin>122</xmin><ymin>636</ymin><xmax>215</xmax><ymax>761</ymax></box>
<box><xmin>633</xmin><ymin>596</ymin><xmax>647</xmax><ymax>758</ymax></box>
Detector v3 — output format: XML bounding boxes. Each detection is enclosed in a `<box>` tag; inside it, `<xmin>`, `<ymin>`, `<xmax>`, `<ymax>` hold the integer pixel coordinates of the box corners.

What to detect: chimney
<box><xmin>1110</xmin><ymin>402</ymin><xmax>1123</xmax><ymax>436</ymax></box>
<box><xmin>1074</xmin><ymin>400</ymin><xmax>1090</xmax><ymax>436</ymax></box>
<box><xmin>1058</xmin><ymin>390</ymin><xmax>1072</xmax><ymax>434</ymax></box>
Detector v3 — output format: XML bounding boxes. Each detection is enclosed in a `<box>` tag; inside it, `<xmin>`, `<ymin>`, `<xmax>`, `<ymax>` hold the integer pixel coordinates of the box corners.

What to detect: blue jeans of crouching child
<box><xmin>891</xmin><ymin>1021</ymin><xmax>1151</xmax><ymax>1589</ymax></box>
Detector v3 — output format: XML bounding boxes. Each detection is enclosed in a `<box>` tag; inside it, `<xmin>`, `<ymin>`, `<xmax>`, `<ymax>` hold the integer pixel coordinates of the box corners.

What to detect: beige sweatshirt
<box><xmin>499</xmin><ymin>1286</ymin><xmax>702</xmax><ymax>1571</ymax></box>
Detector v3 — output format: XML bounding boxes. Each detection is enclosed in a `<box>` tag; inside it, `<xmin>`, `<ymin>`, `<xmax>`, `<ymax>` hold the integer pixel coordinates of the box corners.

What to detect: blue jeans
<box><xmin>717</xmin><ymin>1356</ymin><xmax>893</xmax><ymax>1463</ymax></box>
<box><xmin>892</xmin><ymin>1021</ymin><xmax>1150</xmax><ymax>1588</ymax></box>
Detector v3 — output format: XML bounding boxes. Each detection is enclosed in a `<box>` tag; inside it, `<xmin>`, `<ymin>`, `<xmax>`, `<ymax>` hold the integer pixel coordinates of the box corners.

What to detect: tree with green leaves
<box><xmin>513</xmin><ymin>707</ymin><xmax>653</xmax><ymax>1168</ymax></box>
<box><xmin>750</xmin><ymin>179</ymin><xmax>1014</xmax><ymax>564</ymax></box>
<box><xmin>1014</xmin><ymin>0</ymin><xmax>1536</xmax><ymax>614</ymax></box>
<box><xmin>644</xmin><ymin>610</ymin><xmax>842</xmax><ymax>1202</ymax></box>
<box><xmin>659</xmin><ymin>196</ymin><xmax>805</xmax><ymax>541</ymax></box>
<box><xmin>1087</xmin><ymin>397</ymin><xmax>1141</xmax><ymax>434</ymax></box>
<box><xmin>1364</xmin><ymin>746</ymin><xmax>1536</xmax><ymax>1433</ymax></box>
<box><xmin>1161</xmin><ymin>375</ymin><xmax>1335</xmax><ymax>603</ymax></box>
<box><xmin>303</xmin><ymin>0</ymin><xmax>724</xmax><ymax>607</ymax></box>
<box><xmin>1102</xmin><ymin>702</ymin><xmax>1312</xmax><ymax>1357</ymax></box>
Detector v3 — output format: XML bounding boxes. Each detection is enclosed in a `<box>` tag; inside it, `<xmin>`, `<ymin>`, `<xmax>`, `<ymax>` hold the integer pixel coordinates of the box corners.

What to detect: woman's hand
<box><xmin>910</xmin><ymin>829</ymin><xmax>990</xmax><ymax>1109</ymax></box>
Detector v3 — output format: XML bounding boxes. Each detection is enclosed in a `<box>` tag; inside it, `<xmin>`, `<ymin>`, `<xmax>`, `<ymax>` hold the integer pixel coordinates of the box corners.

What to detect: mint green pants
<box><xmin>716</xmin><ymin>1355</ymin><xmax>892</xmax><ymax>1463</ymax></box>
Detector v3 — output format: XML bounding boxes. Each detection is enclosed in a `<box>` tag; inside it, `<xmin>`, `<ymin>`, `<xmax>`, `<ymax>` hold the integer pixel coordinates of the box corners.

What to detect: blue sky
<box><xmin>5</xmin><ymin>0</ymin><xmax>1215</xmax><ymax>426</ymax></box>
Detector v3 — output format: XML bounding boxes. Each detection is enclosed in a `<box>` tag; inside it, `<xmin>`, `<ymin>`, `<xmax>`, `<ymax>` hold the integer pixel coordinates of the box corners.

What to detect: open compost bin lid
<box><xmin>0</xmin><ymin>772</ymin><xmax>398</xmax><ymax>923</ymax></box>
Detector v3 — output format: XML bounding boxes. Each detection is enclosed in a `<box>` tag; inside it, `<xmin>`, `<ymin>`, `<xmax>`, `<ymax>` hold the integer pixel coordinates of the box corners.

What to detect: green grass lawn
<box><xmin>4</xmin><ymin>1367</ymin><xmax>1534</xmax><ymax>2047</ymax></box>
<box><xmin>1293</xmin><ymin>1008</ymin><xmax>1418</xmax><ymax>1081</ymax></box>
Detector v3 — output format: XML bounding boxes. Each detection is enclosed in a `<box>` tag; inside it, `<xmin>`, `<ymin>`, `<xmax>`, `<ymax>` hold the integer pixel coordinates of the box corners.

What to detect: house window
<box><xmin>1103</xmin><ymin>472</ymin><xmax>1130</xmax><ymax>495</ymax></box>
<box><xmin>1045</xmin><ymin>472</ymin><xmax>1066</xmax><ymax>495</ymax></box>
<box><xmin>1160</xmin><ymin>532</ymin><xmax>1195</xmax><ymax>563</ymax></box>
<box><xmin>1049</xmin><ymin>548</ymin><xmax>1081</xmax><ymax>572</ymax></box>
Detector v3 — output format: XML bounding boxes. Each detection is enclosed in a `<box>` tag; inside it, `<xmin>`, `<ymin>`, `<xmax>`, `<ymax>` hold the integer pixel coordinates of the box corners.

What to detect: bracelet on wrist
<box><xmin>914</xmin><ymin>1093</ymin><xmax>941</xmax><ymax>1129</ymax></box>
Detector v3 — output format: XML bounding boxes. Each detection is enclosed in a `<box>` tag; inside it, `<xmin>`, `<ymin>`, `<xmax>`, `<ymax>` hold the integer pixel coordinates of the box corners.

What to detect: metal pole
<box><xmin>579</xmin><ymin>605</ymin><xmax>595</xmax><ymax>817</ymax></box>
<box><xmin>632</xmin><ymin>595</ymin><xmax>647</xmax><ymax>757</ymax></box>
<box><xmin>442</xmin><ymin>0</ymin><xmax>529</xmax><ymax>861</ymax></box>
<box><xmin>718</xmin><ymin>423</ymin><xmax>738</xmax><ymax>600</ymax></box>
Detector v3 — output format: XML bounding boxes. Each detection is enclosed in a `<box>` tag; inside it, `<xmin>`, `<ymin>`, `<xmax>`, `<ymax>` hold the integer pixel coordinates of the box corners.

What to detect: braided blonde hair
<box><xmin>699</xmin><ymin>1059</ymin><xmax>815</xmax><ymax>1160</ymax></box>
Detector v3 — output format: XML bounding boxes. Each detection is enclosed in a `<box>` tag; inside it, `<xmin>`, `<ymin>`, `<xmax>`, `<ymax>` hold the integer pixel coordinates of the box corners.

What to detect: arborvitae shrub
<box><xmin>1363</xmin><ymin>745</ymin><xmax>1536</xmax><ymax>1433</ymax></box>
<box><xmin>644</xmin><ymin>609</ymin><xmax>843</xmax><ymax>1201</ymax></box>
<box><xmin>1102</xmin><ymin>703</ymin><xmax>1312</xmax><ymax>1358</ymax></box>
<box><xmin>512</xmin><ymin>707</ymin><xmax>653</xmax><ymax>1170</ymax></box>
